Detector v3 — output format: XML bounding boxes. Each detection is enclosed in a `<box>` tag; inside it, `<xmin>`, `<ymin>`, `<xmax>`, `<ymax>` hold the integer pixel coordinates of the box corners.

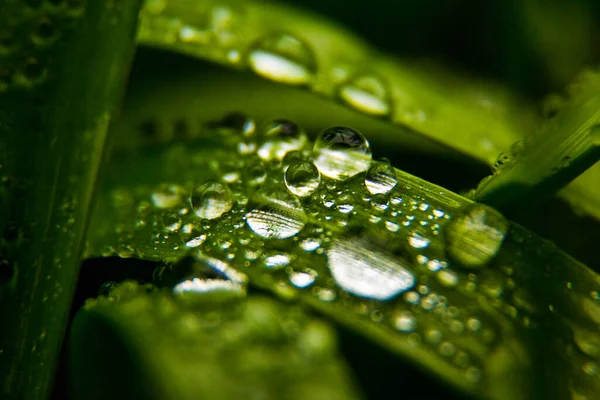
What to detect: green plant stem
<box><xmin>0</xmin><ymin>1</ymin><xmax>142</xmax><ymax>398</ymax></box>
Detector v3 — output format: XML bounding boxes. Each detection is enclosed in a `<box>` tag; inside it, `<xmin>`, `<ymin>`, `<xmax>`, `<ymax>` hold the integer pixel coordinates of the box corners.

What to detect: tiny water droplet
<box><xmin>210</xmin><ymin>112</ymin><xmax>256</xmax><ymax>137</ymax></box>
<box><xmin>437</xmin><ymin>269</ymin><xmax>459</xmax><ymax>287</ymax></box>
<box><xmin>393</xmin><ymin>311</ymin><xmax>417</xmax><ymax>332</ymax></box>
<box><xmin>408</xmin><ymin>231</ymin><xmax>430</xmax><ymax>249</ymax></box>
<box><xmin>247</xmin><ymin>33</ymin><xmax>316</xmax><ymax>85</ymax></box>
<box><xmin>338</xmin><ymin>74</ymin><xmax>391</xmax><ymax>116</ymax></box>
<box><xmin>257</xmin><ymin>119</ymin><xmax>307</xmax><ymax>161</ymax></box>
<box><xmin>365</xmin><ymin>162</ymin><xmax>397</xmax><ymax>195</ymax></box>
<box><xmin>262</xmin><ymin>251</ymin><xmax>291</xmax><ymax>269</ymax></box>
<box><xmin>190</xmin><ymin>181</ymin><xmax>233</xmax><ymax>220</ymax></box>
<box><xmin>289</xmin><ymin>269</ymin><xmax>317</xmax><ymax>288</ymax></box>
<box><xmin>284</xmin><ymin>161</ymin><xmax>321</xmax><ymax>197</ymax></box>
<box><xmin>245</xmin><ymin>188</ymin><xmax>307</xmax><ymax>239</ymax></box>
<box><xmin>445</xmin><ymin>204</ymin><xmax>508</xmax><ymax>268</ymax></box>
<box><xmin>313</xmin><ymin>126</ymin><xmax>372</xmax><ymax>180</ymax></box>
<box><xmin>162</xmin><ymin>212</ymin><xmax>182</xmax><ymax>232</ymax></box>
<box><xmin>336</xmin><ymin>193</ymin><xmax>355</xmax><ymax>214</ymax></box>
<box><xmin>152</xmin><ymin>184</ymin><xmax>185</xmax><ymax>208</ymax></box>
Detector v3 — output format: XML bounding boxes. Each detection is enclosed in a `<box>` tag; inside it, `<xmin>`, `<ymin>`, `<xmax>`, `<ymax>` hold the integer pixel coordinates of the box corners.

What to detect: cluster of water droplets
<box><xmin>91</xmin><ymin>112</ymin><xmax>546</xmax><ymax>387</ymax></box>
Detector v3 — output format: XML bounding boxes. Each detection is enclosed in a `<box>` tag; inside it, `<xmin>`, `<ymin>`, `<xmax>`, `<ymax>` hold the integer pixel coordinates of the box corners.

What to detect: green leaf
<box><xmin>85</xmin><ymin>119</ymin><xmax>600</xmax><ymax>399</ymax></box>
<box><xmin>135</xmin><ymin>0</ymin><xmax>534</xmax><ymax>165</ymax></box>
<box><xmin>475</xmin><ymin>70</ymin><xmax>600</xmax><ymax>212</ymax></box>
<box><xmin>0</xmin><ymin>1</ymin><xmax>142</xmax><ymax>398</ymax></box>
<box><xmin>70</xmin><ymin>280</ymin><xmax>361</xmax><ymax>400</ymax></box>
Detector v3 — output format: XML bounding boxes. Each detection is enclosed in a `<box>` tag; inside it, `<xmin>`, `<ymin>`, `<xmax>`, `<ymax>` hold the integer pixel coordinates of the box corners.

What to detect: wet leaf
<box><xmin>86</xmin><ymin>117</ymin><xmax>600</xmax><ymax>400</ymax></box>
<box><xmin>71</xmin><ymin>281</ymin><xmax>361</xmax><ymax>400</ymax></box>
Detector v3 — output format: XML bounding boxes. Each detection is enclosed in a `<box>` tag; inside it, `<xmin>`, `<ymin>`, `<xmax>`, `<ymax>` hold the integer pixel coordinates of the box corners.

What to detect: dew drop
<box><xmin>285</xmin><ymin>161</ymin><xmax>321</xmax><ymax>197</ymax></box>
<box><xmin>393</xmin><ymin>311</ymin><xmax>417</xmax><ymax>332</ymax></box>
<box><xmin>162</xmin><ymin>212</ymin><xmax>182</xmax><ymax>232</ymax></box>
<box><xmin>327</xmin><ymin>237</ymin><xmax>415</xmax><ymax>301</ymax></box>
<box><xmin>173</xmin><ymin>278</ymin><xmax>245</xmax><ymax>306</ymax></box>
<box><xmin>262</xmin><ymin>251</ymin><xmax>291</xmax><ymax>269</ymax></box>
<box><xmin>437</xmin><ymin>269</ymin><xmax>459</xmax><ymax>287</ymax></box>
<box><xmin>365</xmin><ymin>162</ymin><xmax>397</xmax><ymax>194</ymax></box>
<box><xmin>151</xmin><ymin>184</ymin><xmax>185</xmax><ymax>209</ymax></box>
<box><xmin>338</xmin><ymin>74</ymin><xmax>391</xmax><ymax>116</ymax></box>
<box><xmin>313</xmin><ymin>126</ymin><xmax>372</xmax><ymax>180</ymax></box>
<box><xmin>247</xmin><ymin>33</ymin><xmax>316</xmax><ymax>85</ymax></box>
<box><xmin>210</xmin><ymin>112</ymin><xmax>256</xmax><ymax>137</ymax></box>
<box><xmin>445</xmin><ymin>204</ymin><xmax>508</xmax><ymax>268</ymax></box>
<box><xmin>408</xmin><ymin>231</ymin><xmax>430</xmax><ymax>249</ymax></box>
<box><xmin>190</xmin><ymin>181</ymin><xmax>233</xmax><ymax>220</ymax></box>
<box><xmin>336</xmin><ymin>193</ymin><xmax>355</xmax><ymax>214</ymax></box>
<box><xmin>245</xmin><ymin>188</ymin><xmax>307</xmax><ymax>239</ymax></box>
<box><xmin>257</xmin><ymin>119</ymin><xmax>307</xmax><ymax>161</ymax></box>
<box><xmin>289</xmin><ymin>269</ymin><xmax>317</xmax><ymax>288</ymax></box>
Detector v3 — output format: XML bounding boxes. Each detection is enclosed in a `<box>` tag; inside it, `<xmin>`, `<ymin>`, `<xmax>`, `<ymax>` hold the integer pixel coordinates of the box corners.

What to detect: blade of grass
<box><xmin>0</xmin><ymin>1</ymin><xmax>142</xmax><ymax>398</ymax></box>
<box><xmin>474</xmin><ymin>70</ymin><xmax>600</xmax><ymax>208</ymax></box>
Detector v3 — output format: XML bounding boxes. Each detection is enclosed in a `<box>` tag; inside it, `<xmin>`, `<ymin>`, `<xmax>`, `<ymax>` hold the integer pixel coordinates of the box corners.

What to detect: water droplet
<box><xmin>247</xmin><ymin>33</ymin><xmax>316</xmax><ymax>85</ymax></box>
<box><xmin>445</xmin><ymin>204</ymin><xmax>508</xmax><ymax>268</ymax></box>
<box><xmin>338</xmin><ymin>74</ymin><xmax>391</xmax><ymax>116</ymax></box>
<box><xmin>365</xmin><ymin>162</ymin><xmax>397</xmax><ymax>194</ymax></box>
<box><xmin>437</xmin><ymin>269</ymin><xmax>459</xmax><ymax>287</ymax></box>
<box><xmin>210</xmin><ymin>112</ymin><xmax>256</xmax><ymax>137</ymax></box>
<box><xmin>313</xmin><ymin>126</ymin><xmax>372</xmax><ymax>180</ymax></box>
<box><xmin>336</xmin><ymin>193</ymin><xmax>355</xmax><ymax>214</ymax></box>
<box><xmin>408</xmin><ymin>231</ymin><xmax>430</xmax><ymax>249</ymax></box>
<box><xmin>191</xmin><ymin>181</ymin><xmax>233</xmax><ymax>220</ymax></box>
<box><xmin>162</xmin><ymin>212</ymin><xmax>182</xmax><ymax>232</ymax></box>
<box><xmin>479</xmin><ymin>271</ymin><xmax>504</xmax><ymax>298</ymax></box>
<box><xmin>284</xmin><ymin>161</ymin><xmax>321</xmax><ymax>197</ymax></box>
<box><xmin>173</xmin><ymin>278</ymin><xmax>245</xmax><ymax>306</ymax></box>
<box><xmin>245</xmin><ymin>188</ymin><xmax>307</xmax><ymax>239</ymax></box>
<box><xmin>300</xmin><ymin>238</ymin><xmax>321</xmax><ymax>252</ymax></box>
<box><xmin>185</xmin><ymin>235</ymin><xmax>206</xmax><ymax>248</ymax></box>
<box><xmin>257</xmin><ymin>119</ymin><xmax>307</xmax><ymax>161</ymax></box>
<box><xmin>327</xmin><ymin>237</ymin><xmax>415</xmax><ymax>301</ymax></box>
<box><xmin>151</xmin><ymin>184</ymin><xmax>185</xmax><ymax>208</ymax></box>
<box><xmin>393</xmin><ymin>311</ymin><xmax>417</xmax><ymax>332</ymax></box>
<box><xmin>263</xmin><ymin>251</ymin><xmax>291</xmax><ymax>269</ymax></box>
<box><xmin>289</xmin><ymin>269</ymin><xmax>317</xmax><ymax>288</ymax></box>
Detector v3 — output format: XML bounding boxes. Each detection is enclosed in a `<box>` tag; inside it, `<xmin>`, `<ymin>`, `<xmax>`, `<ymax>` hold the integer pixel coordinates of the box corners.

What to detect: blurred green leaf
<box><xmin>70</xmin><ymin>280</ymin><xmax>361</xmax><ymax>400</ymax></box>
<box><xmin>0</xmin><ymin>1</ymin><xmax>142</xmax><ymax>398</ymax></box>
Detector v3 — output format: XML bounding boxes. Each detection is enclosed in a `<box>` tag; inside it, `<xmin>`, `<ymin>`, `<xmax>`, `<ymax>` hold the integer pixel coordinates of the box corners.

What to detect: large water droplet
<box><xmin>327</xmin><ymin>237</ymin><xmax>415</xmax><ymax>301</ymax></box>
<box><xmin>285</xmin><ymin>161</ymin><xmax>321</xmax><ymax>197</ymax></box>
<box><xmin>190</xmin><ymin>181</ymin><xmax>233</xmax><ymax>220</ymax></box>
<box><xmin>445</xmin><ymin>204</ymin><xmax>508</xmax><ymax>268</ymax></box>
<box><xmin>313</xmin><ymin>126</ymin><xmax>372</xmax><ymax>180</ymax></box>
<box><xmin>365</xmin><ymin>162</ymin><xmax>397</xmax><ymax>194</ymax></box>
<box><xmin>247</xmin><ymin>33</ymin><xmax>316</xmax><ymax>85</ymax></box>
<box><xmin>338</xmin><ymin>74</ymin><xmax>391</xmax><ymax>116</ymax></box>
<box><xmin>257</xmin><ymin>119</ymin><xmax>307</xmax><ymax>161</ymax></box>
<box><xmin>245</xmin><ymin>188</ymin><xmax>307</xmax><ymax>239</ymax></box>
